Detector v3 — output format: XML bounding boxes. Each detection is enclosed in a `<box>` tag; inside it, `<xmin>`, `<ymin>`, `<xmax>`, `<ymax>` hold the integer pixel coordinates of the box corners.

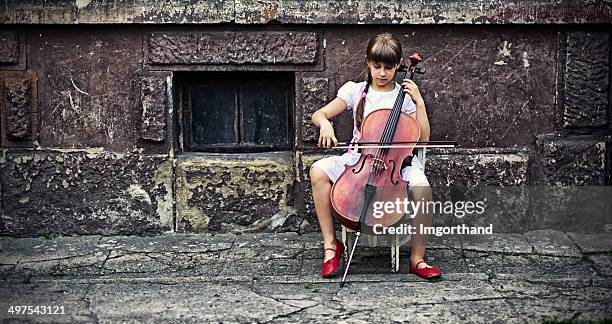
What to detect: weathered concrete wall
<box><xmin>1</xmin><ymin>25</ymin><xmax>176</xmax><ymax>236</ymax></box>
<box><xmin>315</xmin><ymin>26</ymin><xmax>559</xmax><ymax>148</ymax></box>
<box><xmin>0</xmin><ymin>2</ymin><xmax>610</xmax><ymax>236</ymax></box>
<box><xmin>175</xmin><ymin>153</ymin><xmax>296</xmax><ymax>233</ymax></box>
<box><xmin>27</xmin><ymin>27</ymin><xmax>171</xmax><ymax>153</ymax></box>
<box><xmin>0</xmin><ymin>149</ymin><xmax>173</xmax><ymax>236</ymax></box>
<box><xmin>1</xmin><ymin>0</ymin><xmax>611</xmax><ymax>24</ymax></box>
<box><xmin>0</xmin><ymin>31</ymin><xmax>18</xmax><ymax>62</ymax></box>
<box><xmin>296</xmin><ymin>149</ymin><xmax>533</xmax><ymax>234</ymax></box>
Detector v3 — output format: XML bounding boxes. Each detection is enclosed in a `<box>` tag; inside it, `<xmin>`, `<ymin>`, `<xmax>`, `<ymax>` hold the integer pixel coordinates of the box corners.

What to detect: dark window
<box><xmin>182</xmin><ymin>72</ymin><xmax>293</xmax><ymax>152</ymax></box>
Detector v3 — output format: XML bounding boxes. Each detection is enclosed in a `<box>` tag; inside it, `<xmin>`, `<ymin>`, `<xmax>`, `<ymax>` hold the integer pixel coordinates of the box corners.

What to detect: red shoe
<box><xmin>409</xmin><ymin>260</ymin><xmax>442</xmax><ymax>279</ymax></box>
<box><xmin>321</xmin><ymin>240</ymin><xmax>344</xmax><ymax>278</ymax></box>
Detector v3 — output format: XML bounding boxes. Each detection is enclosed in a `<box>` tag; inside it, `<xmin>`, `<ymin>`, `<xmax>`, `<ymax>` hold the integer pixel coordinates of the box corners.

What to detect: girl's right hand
<box><xmin>318</xmin><ymin>121</ymin><xmax>339</xmax><ymax>148</ymax></box>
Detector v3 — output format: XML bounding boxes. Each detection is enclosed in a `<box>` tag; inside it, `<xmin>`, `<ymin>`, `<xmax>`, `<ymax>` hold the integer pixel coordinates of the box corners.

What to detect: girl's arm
<box><xmin>403</xmin><ymin>79</ymin><xmax>430</xmax><ymax>142</ymax></box>
<box><xmin>409</xmin><ymin>101</ymin><xmax>430</xmax><ymax>142</ymax></box>
<box><xmin>312</xmin><ymin>97</ymin><xmax>348</xmax><ymax>148</ymax></box>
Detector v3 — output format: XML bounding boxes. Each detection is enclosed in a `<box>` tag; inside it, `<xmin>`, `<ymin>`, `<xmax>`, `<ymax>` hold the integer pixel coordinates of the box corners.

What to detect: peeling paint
<box><xmin>540</xmin><ymin>136</ymin><xmax>608</xmax><ymax>186</ymax></box>
<box><xmin>2</xmin><ymin>0</ymin><xmax>611</xmax><ymax>24</ymax></box>
<box><xmin>494</xmin><ymin>40</ymin><xmax>512</xmax><ymax>65</ymax></box>
<box><xmin>176</xmin><ymin>153</ymin><xmax>294</xmax><ymax>233</ymax></box>
<box><xmin>475</xmin><ymin>153</ymin><xmax>529</xmax><ymax>164</ymax></box>
<box><xmin>43</xmin><ymin>147</ymin><xmax>106</xmax><ymax>154</ymax></box>
<box><xmin>75</xmin><ymin>0</ymin><xmax>92</xmax><ymax>10</ymax></box>
<box><xmin>522</xmin><ymin>51</ymin><xmax>530</xmax><ymax>68</ymax></box>
<box><xmin>153</xmin><ymin>160</ymin><xmax>174</xmax><ymax>231</ymax></box>
<box><xmin>127</xmin><ymin>184</ymin><xmax>152</xmax><ymax>205</ymax></box>
<box><xmin>1</xmin><ymin>151</ymin><xmax>171</xmax><ymax>235</ymax></box>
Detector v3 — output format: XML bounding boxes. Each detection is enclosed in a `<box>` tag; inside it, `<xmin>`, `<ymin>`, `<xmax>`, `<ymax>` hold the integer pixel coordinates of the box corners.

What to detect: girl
<box><xmin>310</xmin><ymin>33</ymin><xmax>441</xmax><ymax>279</ymax></box>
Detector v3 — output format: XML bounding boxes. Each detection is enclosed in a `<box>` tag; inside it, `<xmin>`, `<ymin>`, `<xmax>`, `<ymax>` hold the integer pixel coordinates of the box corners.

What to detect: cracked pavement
<box><xmin>0</xmin><ymin>230</ymin><xmax>610</xmax><ymax>323</ymax></box>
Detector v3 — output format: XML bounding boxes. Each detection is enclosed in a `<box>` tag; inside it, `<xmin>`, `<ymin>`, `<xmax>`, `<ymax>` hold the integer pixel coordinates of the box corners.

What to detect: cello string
<box><xmin>372</xmin><ymin>74</ymin><xmax>404</xmax><ymax>175</ymax></box>
<box><xmin>359</xmin><ymin>68</ymin><xmax>415</xmax><ymax>228</ymax></box>
<box><xmin>367</xmin><ymin>89</ymin><xmax>397</xmax><ymax>183</ymax></box>
<box><xmin>364</xmin><ymin>69</ymin><xmax>411</xmax><ymax>206</ymax></box>
<box><xmin>373</xmin><ymin>72</ymin><xmax>401</xmax><ymax>167</ymax></box>
<box><xmin>381</xmin><ymin>69</ymin><xmax>408</xmax><ymax>159</ymax></box>
<box><xmin>371</xmin><ymin>68</ymin><xmax>413</xmax><ymax>186</ymax></box>
<box><xmin>370</xmin><ymin>76</ymin><xmax>399</xmax><ymax>173</ymax></box>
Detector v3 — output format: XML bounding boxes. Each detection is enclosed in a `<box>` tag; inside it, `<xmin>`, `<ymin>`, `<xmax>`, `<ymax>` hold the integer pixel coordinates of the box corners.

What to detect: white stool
<box><xmin>340</xmin><ymin>148</ymin><xmax>427</xmax><ymax>272</ymax></box>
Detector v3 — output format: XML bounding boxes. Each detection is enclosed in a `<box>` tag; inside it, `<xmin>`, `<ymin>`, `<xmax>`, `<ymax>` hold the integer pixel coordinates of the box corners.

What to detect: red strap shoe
<box><xmin>321</xmin><ymin>240</ymin><xmax>345</xmax><ymax>278</ymax></box>
<box><xmin>409</xmin><ymin>260</ymin><xmax>442</xmax><ymax>279</ymax></box>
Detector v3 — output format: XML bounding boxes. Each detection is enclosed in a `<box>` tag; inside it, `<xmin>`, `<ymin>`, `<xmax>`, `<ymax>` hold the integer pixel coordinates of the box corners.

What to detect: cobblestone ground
<box><xmin>0</xmin><ymin>230</ymin><xmax>610</xmax><ymax>323</ymax></box>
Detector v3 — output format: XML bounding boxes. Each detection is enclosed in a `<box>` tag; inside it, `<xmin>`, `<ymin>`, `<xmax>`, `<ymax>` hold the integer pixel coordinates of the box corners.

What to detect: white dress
<box><xmin>311</xmin><ymin>81</ymin><xmax>430</xmax><ymax>190</ymax></box>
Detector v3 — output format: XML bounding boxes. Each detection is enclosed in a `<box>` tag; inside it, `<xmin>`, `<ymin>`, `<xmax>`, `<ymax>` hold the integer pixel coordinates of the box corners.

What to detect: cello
<box><xmin>331</xmin><ymin>53</ymin><xmax>427</xmax><ymax>286</ymax></box>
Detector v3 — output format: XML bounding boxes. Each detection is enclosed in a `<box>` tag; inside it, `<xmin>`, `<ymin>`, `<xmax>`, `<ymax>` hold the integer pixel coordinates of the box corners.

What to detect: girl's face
<box><xmin>367</xmin><ymin>61</ymin><xmax>400</xmax><ymax>88</ymax></box>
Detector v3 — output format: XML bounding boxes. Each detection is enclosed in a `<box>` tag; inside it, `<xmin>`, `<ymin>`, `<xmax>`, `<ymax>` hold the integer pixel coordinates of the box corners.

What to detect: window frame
<box><xmin>181</xmin><ymin>71</ymin><xmax>294</xmax><ymax>153</ymax></box>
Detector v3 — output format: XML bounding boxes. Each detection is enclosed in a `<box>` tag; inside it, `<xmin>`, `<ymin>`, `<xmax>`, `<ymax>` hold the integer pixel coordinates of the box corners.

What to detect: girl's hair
<box><xmin>355</xmin><ymin>33</ymin><xmax>403</xmax><ymax>130</ymax></box>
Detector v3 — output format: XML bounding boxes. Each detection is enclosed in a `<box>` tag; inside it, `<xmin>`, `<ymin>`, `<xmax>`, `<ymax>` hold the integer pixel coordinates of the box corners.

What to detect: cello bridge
<box><xmin>372</xmin><ymin>158</ymin><xmax>387</xmax><ymax>171</ymax></box>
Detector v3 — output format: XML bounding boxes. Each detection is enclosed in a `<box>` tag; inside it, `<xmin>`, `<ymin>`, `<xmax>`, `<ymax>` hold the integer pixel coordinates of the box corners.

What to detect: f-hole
<box><xmin>388</xmin><ymin>159</ymin><xmax>398</xmax><ymax>185</ymax></box>
<box><xmin>352</xmin><ymin>154</ymin><xmax>373</xmax><ymax>174</ymax></box>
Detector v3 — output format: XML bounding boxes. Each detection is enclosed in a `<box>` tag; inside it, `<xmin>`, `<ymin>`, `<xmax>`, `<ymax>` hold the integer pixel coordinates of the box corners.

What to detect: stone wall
<box><xmin>0</xmin><ymin>1</ymin><xmax>610</xmax><ymax>236</ymax></box>
<box><xmin>2</xmin><ymin>1</ymin><xmax>611</xmax><ymax>24</ymax></box>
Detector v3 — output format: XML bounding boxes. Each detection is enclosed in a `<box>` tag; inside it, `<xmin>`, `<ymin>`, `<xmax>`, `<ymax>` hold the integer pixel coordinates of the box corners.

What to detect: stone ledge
<box><xmin>1</xmin><ymin>0</ymin><xmax>610</xmax><ymax>24</ymax></box>
<box><xmin>537</xmin><ymin>134</ymin><xmax>608</xmax><ymax>186</ymax></box>
<box><xmin>298</xmin><ymin>150</ymin><xmax>531</xmax><ymax>233</ymax></box>
<box><xmin>175</xmin><ymin>152</ymin><xmax>295</xmax><ymax>233</ymax></box>
<box><xmin>425</xmin><ymin>151</ymin><xmax>530</xmax><ymax>187</ymax></box>
<box><xmin>0</xmin><ymin>150</ymin><xmax>173</xmax><ymax>236</ymax></box>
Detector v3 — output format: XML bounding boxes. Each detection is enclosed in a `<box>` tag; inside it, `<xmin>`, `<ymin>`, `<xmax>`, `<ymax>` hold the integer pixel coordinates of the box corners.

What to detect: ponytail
<box><xmin>355</xmin><ymin>71</ymin><xmax>372</xmax><ymax>130</ymax></box>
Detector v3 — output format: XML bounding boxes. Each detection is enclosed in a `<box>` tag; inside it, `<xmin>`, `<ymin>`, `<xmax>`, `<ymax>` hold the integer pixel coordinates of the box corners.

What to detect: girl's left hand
<box><xmin>402</xmin><ymin>79</ymin><xmax>424</xmax><ymax>105</ymax></box>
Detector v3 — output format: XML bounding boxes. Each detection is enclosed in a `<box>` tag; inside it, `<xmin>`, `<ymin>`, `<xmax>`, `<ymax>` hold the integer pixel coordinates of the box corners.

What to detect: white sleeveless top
<box><xmin>336</xmin><ymin>81</ymin><xmax>417</xmax><ymax>145</ymax></box>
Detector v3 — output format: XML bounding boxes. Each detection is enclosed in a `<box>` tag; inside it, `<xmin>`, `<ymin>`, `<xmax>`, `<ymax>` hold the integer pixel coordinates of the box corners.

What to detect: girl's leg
<box><xmin>409</xmin><ymin>185</ymin><xmax>434</xmax><ymax>268</ymax></box>
<box><xmin>310</xmin><ymin>166</ymin><xmax>338</xmax><ymax>262</ymax></box>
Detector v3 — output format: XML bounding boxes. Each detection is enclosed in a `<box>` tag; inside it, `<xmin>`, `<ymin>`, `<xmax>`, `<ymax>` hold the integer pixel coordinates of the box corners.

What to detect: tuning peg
<box><xmin>408</xmin><ymin>52</ymin><xmax>422</xmax><ymax>64</ymax></box>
